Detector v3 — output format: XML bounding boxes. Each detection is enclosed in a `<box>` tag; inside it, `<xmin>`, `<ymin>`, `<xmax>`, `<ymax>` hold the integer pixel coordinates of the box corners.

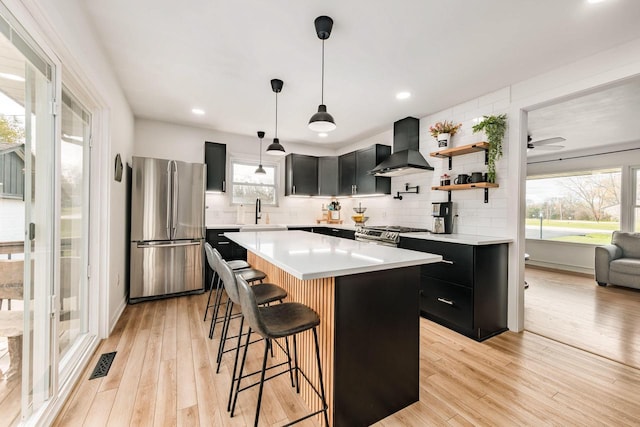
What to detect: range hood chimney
<box><xmin>369</xmin><ymin>117</ymin><xmax>434</xmax><ymax>177</ymax></box>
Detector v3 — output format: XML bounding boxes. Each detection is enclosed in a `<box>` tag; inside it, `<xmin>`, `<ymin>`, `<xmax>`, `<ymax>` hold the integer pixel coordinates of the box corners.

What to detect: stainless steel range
<box><xmin>354</xmin><ymin>225</ymin><xmax>431</xmax><ymax>247</ymax></box>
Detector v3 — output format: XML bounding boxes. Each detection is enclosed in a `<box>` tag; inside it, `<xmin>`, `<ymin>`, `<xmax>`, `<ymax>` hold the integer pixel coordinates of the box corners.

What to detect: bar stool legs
<box><xmin>231</xmin><ymin>326</ymin><xmax>329</xmax><ymax>427</ymax></box>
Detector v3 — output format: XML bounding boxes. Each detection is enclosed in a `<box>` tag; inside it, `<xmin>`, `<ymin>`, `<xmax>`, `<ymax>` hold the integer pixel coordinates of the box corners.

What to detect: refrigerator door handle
<box><xmin>172</xmin><ymin>161</ymin><xmax>178</xmax><ymax>239</ymax></box>
<box><xmin>166</xmin><ymin>161</ymin><xmax>172</xmax><ymax>240</ymax></box>
<box><xmin>137</xmin><ymin>240</ymin><xmax>201</xmax><ymax>248</ymax></box>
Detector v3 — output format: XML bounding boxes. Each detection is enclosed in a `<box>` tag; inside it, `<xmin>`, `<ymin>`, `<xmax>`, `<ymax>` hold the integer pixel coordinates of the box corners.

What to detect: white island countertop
<box><xmin>224</xmin><ymin>230</ymin><xmax>442</xmax><ymax>280</ymax></box>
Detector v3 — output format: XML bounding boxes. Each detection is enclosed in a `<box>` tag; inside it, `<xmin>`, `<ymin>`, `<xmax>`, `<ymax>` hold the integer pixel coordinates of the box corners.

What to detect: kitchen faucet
<box><xmin>255</xmin><ymin>198</ymin><xmax>261</xmax><ymax>224</ymax></box>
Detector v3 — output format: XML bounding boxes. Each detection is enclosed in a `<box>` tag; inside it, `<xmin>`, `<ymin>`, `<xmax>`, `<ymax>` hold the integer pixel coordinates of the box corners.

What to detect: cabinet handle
<box><xmin>331</xmin><ymin>229</ymin><xmax>340</xmax><ymax>232</ymax></box>
<box><xmin>293</xmin><ymin>185</ymin><xmax>296</xmax><ymax>194</ymax></box>
<box><xmin>222</xmin><ymin>181</ymin><xmax>226</xmax><ymax>192</ymax></box>
<box><xmin>217</xmin><ymin>241</ymin><xmax>230</xmax><ymax>245</ymax></box>
<box><xmin>437</xmin><ymin>297</ymin><xmax>454</xmax><ymax>306</ymax></box>
<box><xmin>354</xmin><ymin>184</ymin><xmax>357</xmax><ymax>194</ymax></box>
<box><xmin>441</xmin><ymin>259</ymin><xmax>454</xmax><ymax>265</ymax></box>
<box><xmin>217</xmin><ymin>233</ymin><xmax>226</xmax><ymax>237</ymax></box>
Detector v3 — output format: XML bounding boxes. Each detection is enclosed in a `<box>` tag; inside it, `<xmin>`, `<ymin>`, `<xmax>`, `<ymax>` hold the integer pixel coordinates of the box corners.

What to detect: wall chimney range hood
<box><xmin>369</xmin><ymin>117</ymin><xmax>433</xmax><ymax>177</ymax></box>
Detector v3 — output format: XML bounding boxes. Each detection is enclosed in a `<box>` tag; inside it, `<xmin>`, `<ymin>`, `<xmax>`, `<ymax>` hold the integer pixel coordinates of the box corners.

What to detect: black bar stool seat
<box><xmin>252</xmin><ymin>284</ymin><xmax>288</xmax><ymax>306</ymax></box>
<box><xmin>228</xmin><ymin>260</ymin><xmax>251</xmax><ymax>270</ymax></box>
<box><xmin>258</xmin><ymin>303</ymin><xmax>320</xmax><ymax>338</ymax></box>
<box><xmin>237</xmin><ymin>269</ymin><xmax>267</xmax><ymax>283</ymax></box>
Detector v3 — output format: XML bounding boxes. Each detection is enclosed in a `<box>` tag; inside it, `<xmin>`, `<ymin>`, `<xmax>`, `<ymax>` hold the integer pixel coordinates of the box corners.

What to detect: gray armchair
<box><xmin>595</xmin><ymin>231</ymin><xmax>640</xmax><ymax>289</ymax></box>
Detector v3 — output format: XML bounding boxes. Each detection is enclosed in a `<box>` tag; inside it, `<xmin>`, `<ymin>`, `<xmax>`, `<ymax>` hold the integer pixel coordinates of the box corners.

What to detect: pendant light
<box><xmin>308</xmin><ymin>16</ymin><xmax>336</xmax><ymax>133</ymax></box>
<box><xmin>255</xmin><ymin>131</ymin><xmax>266</xmax><ymax>174</ymax></box>
<box><xmin>266</xmin><ymin>78</ymin><xmax>286</xmax><ymax>155</ymax></box>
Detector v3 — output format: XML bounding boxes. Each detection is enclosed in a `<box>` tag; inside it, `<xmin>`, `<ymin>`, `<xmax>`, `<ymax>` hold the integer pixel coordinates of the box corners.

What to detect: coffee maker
<box><xmin>432</xmin><ymin>201</ymin><xmax>453</xmax><ymax>234</ymax></box>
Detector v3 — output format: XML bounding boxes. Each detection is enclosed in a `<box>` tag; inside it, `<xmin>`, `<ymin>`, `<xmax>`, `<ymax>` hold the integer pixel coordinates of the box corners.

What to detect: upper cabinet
<box><xmin>285</xmin><ymin>154</ymin><xmax>319</xmax><ymax>196</ymax></box>
<box><xmin>204</xmin><ymin>141</ymin><xmax>226</xmax><ymax>192</ymax></box>
<box><xmin>318</xmin><ymin>156</ymin><xmax>339</xmax><ymax>197</ymax></box>
<box><xmin>283</xmin><ymin>144</ymin><xmax>391</xmax><ymax>197</ymax></box>
<box><xmin>339</xmin><ymin>144</ymin><xmax>391</xmax><ymax>196</ymax></box>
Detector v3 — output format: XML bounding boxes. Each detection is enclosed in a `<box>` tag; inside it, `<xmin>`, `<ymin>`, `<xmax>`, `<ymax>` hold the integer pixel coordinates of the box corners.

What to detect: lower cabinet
<box><xmin>205</xmin><ymin>228</ymin><xmax>247</xmax><ymax>290</ymax></box>
<box><xmin>399</xmin><ymin>237</ymin><xmax>508</xmax><ymax>341</ymax></box>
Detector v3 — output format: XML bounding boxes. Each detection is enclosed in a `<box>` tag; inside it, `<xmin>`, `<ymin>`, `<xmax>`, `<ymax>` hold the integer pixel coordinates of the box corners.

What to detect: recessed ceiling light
<box><xmin>396</xmin><ymin>91</ymin><xmax>411</xmax><ymax>100</ymax></box>
<box><xmin>192</xmin><ymin>108</ymin><xmax>205</xmax><ymax>115</ymax></box>
<box><xmin>318</xmin><ymin>132</ymin><xmax>328</xmax><ymax>138</ymax></box>
<box><xmin>0</xmin><ymin>72</ymin><xmax>25</xmax><ymax>82</ymax></box>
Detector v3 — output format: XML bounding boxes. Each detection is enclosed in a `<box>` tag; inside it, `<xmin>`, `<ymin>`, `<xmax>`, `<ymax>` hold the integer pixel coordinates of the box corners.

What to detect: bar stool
<box><xmin>203</xmin><ymin>252</ymin><xmax>250</xmax><ymax>321</ymax></box>
<box><xmin>231</xmin><ymin>275</ymin><xmax>329</xmax><ymax>427</ymax></box>
<box><xmin>204</xmin><ymin>243</ymin><xmax>267</xmax><ymax>339</ymax></box>
<box><xmin>214</xmin><ymin>255</ymin><xmax>290</xmax><ymax>410</ymax></box>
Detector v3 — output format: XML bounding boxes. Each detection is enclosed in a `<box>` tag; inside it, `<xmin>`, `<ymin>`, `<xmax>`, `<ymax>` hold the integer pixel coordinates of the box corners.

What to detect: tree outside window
<box><xmin>230</xmin><ymin>161</ymin><xmax>277</xmax><ymax>205</ymax></box>
<box><xmin>526</xmin><ymin>169</ymin><xmax>621</xmax><ymax>244</ymax></box>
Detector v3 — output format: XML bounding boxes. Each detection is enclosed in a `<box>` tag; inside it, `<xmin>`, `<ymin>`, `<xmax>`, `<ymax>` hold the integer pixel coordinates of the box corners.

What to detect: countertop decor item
<box><xmin>472</xmin><ymin>114</ymin><xmax>507</xmax><ymax>183</ymax></box>
<box><xmin>308</xmin><ymin>16</ymin><xmax>336</xmax><ymax>133</ymax></box>
<box><xmin>352</xmin><ymin>203</ymin><xmax>368</xmax><ymax>224</ymax></box>
<box><xmin>266</xmin><ymin>79</ymin><xmax>286</xmax><ymax>155</ymax></box>
<box><xmin>429</xmin><ymin>120</ymin><xmax>462</xmax><ymax>148</ymax></box>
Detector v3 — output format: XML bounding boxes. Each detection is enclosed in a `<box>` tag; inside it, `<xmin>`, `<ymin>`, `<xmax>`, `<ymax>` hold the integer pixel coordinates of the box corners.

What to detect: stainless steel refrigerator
<box><xmin>129</xmin><ymin>156</ymin><xmax>205</xmax><ymax>302</ymax></box>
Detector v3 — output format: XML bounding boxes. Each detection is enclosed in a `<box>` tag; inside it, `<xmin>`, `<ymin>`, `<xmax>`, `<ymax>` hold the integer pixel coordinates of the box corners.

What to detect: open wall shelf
<box><xmin>431</xmin><ymin>182</ymin><xmax>499</xmax><ymax>203</ymax></box>
<box><xmin>430</xmin><ymin>142</ymin><xmax>489</xmax><ymax>170</ymax></box>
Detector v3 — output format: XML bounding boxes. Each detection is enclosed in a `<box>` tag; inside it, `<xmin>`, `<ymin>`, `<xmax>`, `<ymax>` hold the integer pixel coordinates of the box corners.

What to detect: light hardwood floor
<box><xmin>524</xmin><ymin>266</ymin><xmax>640</xmax><ymax>369</ymax></box>
<box><xmin>53</xmin><ymin>290</ymin><xmax>640</xmax><ymax>426</ymax></box>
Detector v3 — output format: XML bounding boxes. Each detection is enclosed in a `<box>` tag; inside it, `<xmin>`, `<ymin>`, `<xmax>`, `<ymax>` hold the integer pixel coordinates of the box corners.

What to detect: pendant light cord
<box><xmin>275</xmin><ymin>92</ymin><xmax>279</xmax><ymax>138</ymax></box>
<box><xmin>321</xmin><ymin>39</ymin><xmax>325</xmax><ymax>104</ymax></box>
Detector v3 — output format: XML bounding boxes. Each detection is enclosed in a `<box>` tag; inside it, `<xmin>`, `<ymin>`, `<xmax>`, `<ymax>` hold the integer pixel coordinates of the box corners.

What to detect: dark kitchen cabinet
<box><xmin>339</xmin><ymin>144</ymin><xmax>391</xmax><ymax>196</ymax></box>
<box><xmin>318</xmin><ymin>156</ymin><xmax>339</xmax><ymax>196</ymax></box>
<box><xmin>399</xmin><ymin>237</ymin><xmax>508</xmax><ymax>341</ymax></box>
<box><xmin>205</xmin><ymin>228</ymin><xmax>247</xmax><ymax>290</ymax></box>
<box><xmin>204</xmin><ymin>142</ymin><xmax>226</xmax><ymax>192</ymax></box>
<box><xmin>285</xmin><ymin>154</ymin><xmax>318</xmax><ymax>196</ymax></box>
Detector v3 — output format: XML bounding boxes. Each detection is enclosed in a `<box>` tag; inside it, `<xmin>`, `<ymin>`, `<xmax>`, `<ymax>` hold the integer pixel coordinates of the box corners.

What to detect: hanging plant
<box><xmin>472</xmin><ymin>114</ymin><xmax>507</xmax><ymax>183</ymax></box>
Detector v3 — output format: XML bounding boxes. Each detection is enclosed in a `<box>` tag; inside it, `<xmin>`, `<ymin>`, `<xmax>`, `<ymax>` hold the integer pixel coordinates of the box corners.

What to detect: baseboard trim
<box><xmin>109</xmin><ymin>297</ymin><xmax>127</xmax><ymax>334</ymax></box>
<box><xmin>526</xmin><ymin>261</ymin><xmax>593</xmax><ymax>277</ymax></box>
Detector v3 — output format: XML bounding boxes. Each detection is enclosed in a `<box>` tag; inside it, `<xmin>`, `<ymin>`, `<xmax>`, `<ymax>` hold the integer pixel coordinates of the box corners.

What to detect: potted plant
<box><xmin>472</xmin><ymin>114</ymin><xmax>507</xmax><ymax>183</ymax></box>
<box><xmin>429</xmin><ymin>120</ymin><xmax>462</xmax><ymax>148</ymax></box>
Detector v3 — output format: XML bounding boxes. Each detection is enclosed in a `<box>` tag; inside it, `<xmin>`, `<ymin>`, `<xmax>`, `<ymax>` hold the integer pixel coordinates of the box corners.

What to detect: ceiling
<box><xmin>527</xmin><ymin>76</ymin><xmax>640</xmax><ymax>157</ymax></box>
<box><xmin>81</xmin><ymin>0</ymin><xmax>640</xmax><ymax>149</ymax></box>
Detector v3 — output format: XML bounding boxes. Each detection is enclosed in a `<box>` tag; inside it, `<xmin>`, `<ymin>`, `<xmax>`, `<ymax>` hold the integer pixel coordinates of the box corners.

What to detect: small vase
<box><xmin>437</xmin><ymin>132</ymin><xmax>450</xmax><ymax>148</ymax></box>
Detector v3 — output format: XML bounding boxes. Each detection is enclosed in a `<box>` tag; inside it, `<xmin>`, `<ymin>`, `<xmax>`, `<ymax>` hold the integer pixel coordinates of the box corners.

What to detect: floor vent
<box><xmin>89</xmin><ymin>352</ymin><xmax>116</xmax><ymax>380</ymax></box>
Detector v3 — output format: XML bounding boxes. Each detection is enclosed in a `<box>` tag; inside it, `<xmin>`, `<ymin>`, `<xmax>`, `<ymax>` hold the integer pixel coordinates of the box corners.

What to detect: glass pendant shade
<box><xmin>308</xmin><ymin>104</ymin><xmax>336</xmax><ymax>132</ymax></box>
<box><xmin>266</xmin><ymin>137</ymin><xmax>286</xmax><ymax>156</ymax></box>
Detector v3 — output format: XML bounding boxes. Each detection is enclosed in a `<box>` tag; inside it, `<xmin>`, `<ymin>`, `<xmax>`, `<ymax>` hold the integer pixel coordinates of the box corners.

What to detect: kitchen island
<box><xmin>224</xmin><ymin>230</ymin><xmax>442</xmax><ymax>427</ymax></box>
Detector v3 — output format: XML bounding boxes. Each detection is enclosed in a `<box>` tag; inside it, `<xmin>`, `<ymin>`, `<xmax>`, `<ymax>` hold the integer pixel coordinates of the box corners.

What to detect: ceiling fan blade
<box><xmin>535</xmin><ymin>145</ymin><xmax>564</xmax><ymax>151</ymax></box>
<box><xmin>531</xmin><ymin>136</ymin><xmax>566</xmax><ymax>146</ymax></box>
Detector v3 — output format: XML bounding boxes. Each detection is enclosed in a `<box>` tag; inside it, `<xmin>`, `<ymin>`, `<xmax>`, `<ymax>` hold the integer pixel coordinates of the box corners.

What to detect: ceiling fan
<box><xmin>527</xmin><ymin>135</ymin><xmax>566</xmax><ymax>151</ymax></box>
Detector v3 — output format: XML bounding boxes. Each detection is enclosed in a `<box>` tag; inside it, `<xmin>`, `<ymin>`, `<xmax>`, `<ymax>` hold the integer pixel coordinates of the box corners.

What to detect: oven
<box><xmin>354</xmin><ymin>226</ymin><xmax>431</xmax><ymax>247</ymax></box>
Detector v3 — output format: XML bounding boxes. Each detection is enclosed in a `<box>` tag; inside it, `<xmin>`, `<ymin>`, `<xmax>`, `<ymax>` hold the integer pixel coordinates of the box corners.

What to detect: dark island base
<box><xmin>334</xmin><ymin>266</ymin><xmax>420</xmax><ymax>427</ymax></box>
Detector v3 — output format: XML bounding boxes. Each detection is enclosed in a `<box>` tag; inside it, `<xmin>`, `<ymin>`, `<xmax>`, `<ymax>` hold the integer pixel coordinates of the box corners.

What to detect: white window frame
<box><xmin>630</xmin><ymin>165</ymin><xmax>640</xmax><ymax>232</ymax></box>
<box><xmin>229</xmin><ymin>158</ymin><xmax>279</xmax><ymax>206</ymax></box>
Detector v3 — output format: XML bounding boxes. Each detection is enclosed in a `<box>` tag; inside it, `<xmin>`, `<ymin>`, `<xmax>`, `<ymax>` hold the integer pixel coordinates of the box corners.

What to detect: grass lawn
<box><xmin>525</xmin><ymin>219</ymin><xmax>619</xmax><ymax>230</ymax></box>
<box><xmin>551</xmin><ymin>233</ymin><xmax>612</xmax><ymax>245</ymax></box>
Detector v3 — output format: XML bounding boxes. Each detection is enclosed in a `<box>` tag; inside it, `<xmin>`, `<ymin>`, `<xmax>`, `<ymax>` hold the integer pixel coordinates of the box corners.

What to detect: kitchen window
<box><xmin>526</xmin><ymin>168</ymin><xmax>621</xmax><ymax>245</ymax></box>
<box><xmin>230</xmin><ymin>160</ymin><xmax>277</xmax><ymax>205</ymax></box>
